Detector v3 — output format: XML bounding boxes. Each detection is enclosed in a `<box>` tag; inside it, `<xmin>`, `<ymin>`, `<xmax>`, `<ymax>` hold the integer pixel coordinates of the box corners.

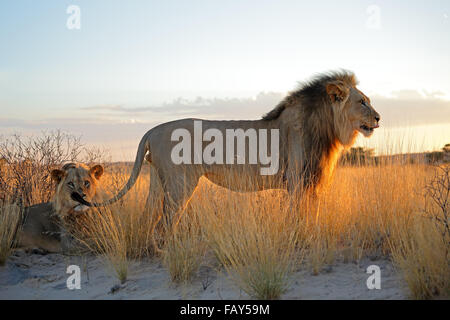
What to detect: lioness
<box><xmin>79</xmin><ymin>71</ymin><xmax>380</xmax><ymax>221</ymax></box>
<box><xmin>17</xmin><ymin>162</ymin><xmax>104</xmax><ymax>253</ymax></box>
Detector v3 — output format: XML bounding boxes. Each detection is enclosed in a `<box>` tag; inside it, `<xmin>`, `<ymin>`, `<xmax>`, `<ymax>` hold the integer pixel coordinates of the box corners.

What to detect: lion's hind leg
<box><xmin>146</xmin><ymin>164</ymin><xmax>164</xmax><ymax>215</ymax></box>
<box><xmin>160</xmin><ymin>170</ymin><xmax>201</xmax><ymax>227</ymax></box>
<box><xmin>146</xmin><ymin>164</ymin><xmax>166</xmax><ymax>253</ymax></box>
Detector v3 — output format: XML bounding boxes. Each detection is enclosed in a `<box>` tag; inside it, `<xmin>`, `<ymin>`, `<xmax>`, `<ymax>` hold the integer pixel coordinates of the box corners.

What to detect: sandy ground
<box><xmin>0</xmin><ymin>251</ymin><xmax>408</xmax><ymax>300</ymax></box>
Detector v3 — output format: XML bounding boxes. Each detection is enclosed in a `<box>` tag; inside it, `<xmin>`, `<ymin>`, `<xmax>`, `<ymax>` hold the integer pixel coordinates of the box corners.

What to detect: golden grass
<box><xmin>388</xmin><ymin>166</ymin><xmax>449</xmax><ymax>298</ymax></box>
<box><xmin>0</xmin><ymin>203</ymin><xmax>22</xmax><ymax>265</ymax></box>
<box><xmin>72</xmin><ymin>162</ymin><xmax>448</xmax><ymax>299</ymax></box>
<box><xmin>192</xmin><ymin>183</ymin><xmax>304</xmax><ymax>299</ymax></box>
<box><xmin>78</xmin><ymin>207</ymin><xmax>129</xmax><ymax>283</ymax></box>
<box><xmin>2</xmin><ymin>157</ymin><xmax>448</xmax><ymax>299</ymax></box>
<box><xmin>390</xmin><ymin>215</ymin><xmax>449</xmax><ymax>299</ymax></box>
<box><xmin>162</xmin><ymin>211</ymin><xmax>207</xmax><ymax>284</ymax></box>
<box><xmin>70</xmin><ymin>166</ymin><xmax>161</xmax><ymax>283</ymax></box>
<box><xmin>92</xmin><ymin>166</ymin><xmax>161</xmax><ymax>259</ymax></box>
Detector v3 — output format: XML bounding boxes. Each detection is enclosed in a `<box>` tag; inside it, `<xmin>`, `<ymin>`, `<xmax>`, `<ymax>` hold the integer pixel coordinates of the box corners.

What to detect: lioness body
<box><xmin>17</xmin><ymin>202</ymin><xmax>63</xmax><ymax>253</ymax></box>
<box><xmin>16</xmin><ymin>163</ymin><xmax>104</xmax><ymax>253</ymax></box>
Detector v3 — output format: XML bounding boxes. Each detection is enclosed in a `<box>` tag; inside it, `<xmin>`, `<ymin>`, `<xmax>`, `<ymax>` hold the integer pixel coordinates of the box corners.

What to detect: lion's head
<box><xmin>50</xmin><ymin>163</ymin><xmax>104</xmax><ymax>218</ymax></box>
<box><xmin>264</xmin><ymin>70</ymin><xmax>380</xmax><ymax>146</ymax></box>
<box><xmin>326</xmin><ymin>76</ymin><xmax>380</xmax><ymax>144</ymax></box>
<box><xmin>262</xmin><ymin>70</ymin><xmax>380</xmax><ymax>190</ymax></box>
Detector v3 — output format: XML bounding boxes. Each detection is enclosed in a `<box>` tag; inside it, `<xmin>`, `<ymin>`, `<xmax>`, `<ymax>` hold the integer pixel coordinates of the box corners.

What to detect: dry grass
<box><xmin>188</xmin><ymin>164</ymin><xmax>447</xmax><ymax>299</ymax></box>
<box><xmin>70</xmin><ymin>165</ymin><xmax>161</xmax><ymax>283</ymax></box>
<box><xmin>0</xmin><ymin>203</ymin><xmax>22</xmax><ymax>265</ymax></box>
<box><xmin>76</xmin><ymin>207</ymin><xmax>129</xmax><ymax>283</ymax></box>
<box><xmin>1</xmin><ymin>147</ymin><xmax>448</xmax><ymax>299</ymax></box>
<box><xmin>192</xmin><ymin>180</ymin><xmax>305</xmax><ymax>299</ymax></box>
<box><xmin>390</xmin><ymin>215</ymin><xmax>449</xmax><ymax>299</ymax></box>
<box><xmin>162</xmin><ymin>211</ymin><xmax>207</xmax><ymax>284</ymax></box>
<box><xmin>389</xmin><ymin>166</ymin><xmax>449</xmax><ymax>299</ymax></box>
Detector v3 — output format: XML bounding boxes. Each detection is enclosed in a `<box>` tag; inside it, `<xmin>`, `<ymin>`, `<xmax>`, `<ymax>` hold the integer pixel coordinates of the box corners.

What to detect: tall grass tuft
<box><xmin>390</xmin><ymin>165</ymin><xmax>449</xmax><ymax>299</ymax></box>
<box><xmin>0</xmin><ymin>203</ymin><xmax>22</xmax><ymax>265</ymax></box>
<box><xmin>162</xmin><ymin>209</ymin><xmax>207</xmax><ymax>284</ymax></box>
<box><xmin>72</xmin><ymin>164</ymin><xmax>162</xmax><ymax>283</ymax></box>
<box><xmin>193</xmin><ymin>178</ymin><xmax>304</xmax><ymax>300</ymax></box>
<box><xmin>390</xmin><ymin>216</ymin><xmax>449</xmax><ymax>299</ymax></box>
<box><xmin>75</xmin><ymin>207</ymin><xmax>129</xmax><ymax>283</ymax></box>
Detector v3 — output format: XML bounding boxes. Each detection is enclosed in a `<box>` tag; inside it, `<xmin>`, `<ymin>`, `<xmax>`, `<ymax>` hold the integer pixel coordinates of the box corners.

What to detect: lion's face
<box><xmin>51</xmin><ymin>163</ymin><xmax>104</xmax><ymax>217</ymax></box>
<box><xmin>345</xmin><ymin>87</ymin><xmax>380</xmax><ymax>138</ymax></box>
<box><xmin>326</xmin><ymin>80</ymin><xmax>380</xmax><ymax>144</ymax></box>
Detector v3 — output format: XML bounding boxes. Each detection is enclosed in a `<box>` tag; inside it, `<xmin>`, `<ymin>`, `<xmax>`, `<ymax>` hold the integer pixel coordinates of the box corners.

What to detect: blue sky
<box><xmin>1</xmin><ymin>1</ymin><xmax>449</xmax><ymax>159</ymax></box>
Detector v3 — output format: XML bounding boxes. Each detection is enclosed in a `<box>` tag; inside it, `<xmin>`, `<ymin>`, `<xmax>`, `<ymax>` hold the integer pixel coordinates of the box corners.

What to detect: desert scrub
<box><xmin>390</xmin><ymin>215</ymin><xmax>449</xmax><ymax>299</ymax></box>
<box><xmin>72</xmin><ymin>164</ymin><xmax>161</xmax><ymax>284</ymax></box>
<box><xmin>74</xmin><ymin>207</ymin><xmax>129</xmax><ymax>284</ymax></box>
<box><xmin>162</xmin><ymin>207</ymin><xmax>207</xmax><ymax>284</ymax></box>
<box><xmin>0</xmin><ymin>203</ymin><xmax>22</xmax><ymax>265</ymax></box>
<box><xmin>99</xmin><ymin>163</ymin><xmax>161</xmax><ymax>259</ymax></box>
<box><xmin>390</xmin><ymin>165</ymin><xmax>449</xmax><ymax>299</ymax></box>
<box><xmin>194</xmin><ymin>181</ymin><xmax>304</xmax><ymax>300</ymax></box>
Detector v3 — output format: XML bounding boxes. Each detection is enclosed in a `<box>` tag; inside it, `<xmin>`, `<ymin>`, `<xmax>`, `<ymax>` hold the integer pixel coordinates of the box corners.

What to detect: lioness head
<box><xmin>326</xmin><ymin>79</ymin><xmax>380</xmax><ymax>143</ymax></box>
<box><xmin>51</xmin><ymin>163</ymin><xmax>104</xmax><ymax>218</ymax></box>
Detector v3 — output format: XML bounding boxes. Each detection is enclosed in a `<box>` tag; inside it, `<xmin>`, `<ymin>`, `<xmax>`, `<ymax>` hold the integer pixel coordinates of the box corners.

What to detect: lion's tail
<box><xmin>78</xmin><ymin>131</ymin><xmax>151</xmax><ymax>208</ymax></box>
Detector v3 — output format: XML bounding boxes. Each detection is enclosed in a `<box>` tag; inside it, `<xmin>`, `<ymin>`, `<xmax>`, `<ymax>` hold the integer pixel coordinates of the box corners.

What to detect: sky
<box><xmin>1</xmin><ymin>0</ymin><xmax>449</xmax><ymax>160</ymax></box>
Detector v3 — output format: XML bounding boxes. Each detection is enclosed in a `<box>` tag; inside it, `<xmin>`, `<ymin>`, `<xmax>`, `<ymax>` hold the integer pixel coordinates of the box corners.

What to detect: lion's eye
<box><xmin>67</xmin><ymin>182</ymin><xmax>75</xmax><ymax>189</ymax></box>
<box><xmin>84</xmin><ymin>180</ymin><xmax>90</xmax><ymax>188</ymax></box>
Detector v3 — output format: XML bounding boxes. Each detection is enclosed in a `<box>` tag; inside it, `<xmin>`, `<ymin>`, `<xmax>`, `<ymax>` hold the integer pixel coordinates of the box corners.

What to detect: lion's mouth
<box><xmin>359</xmin><ymin>124</ymin><xmax>379</xmax><ymax>134</ymax></box>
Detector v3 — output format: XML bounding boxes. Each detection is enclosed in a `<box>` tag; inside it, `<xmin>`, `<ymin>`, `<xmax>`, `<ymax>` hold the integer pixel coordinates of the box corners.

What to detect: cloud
<box><xmin>79</xmin><ymin>92</ymin><xmax>284</xmax><ymax>120</ymax></box>
<box><xmin>390</xmin><ymin>90</ymin><xmax>424</xmax><ymax>100</ymax></box>
<box><xmin>80</xmin><ymin>104</ymin><xmax>154</xmax><ymax>113</ymax></box>
<box><xmin>77</xmin><ymin>90</ymin><xmax>450</xmax><ymax>128</ymax></box>
<box><xmin>1</xmin><ymin>90</ymin><xmax>449</xmax><ymax>160</ymax></box>
<box><xmin>80</xmin><ymin>105</ymin><xmax>125</xmax><ymax>112</ymax></box>
<box><xmin>4</xmin><ymin>89</ymin><xmax>450</xmax><ymax>131</ymax></box>
<box><xmin>370</xmin><ymin>93</ymin><xmax>450</xmax><ymax>127</ymax></box>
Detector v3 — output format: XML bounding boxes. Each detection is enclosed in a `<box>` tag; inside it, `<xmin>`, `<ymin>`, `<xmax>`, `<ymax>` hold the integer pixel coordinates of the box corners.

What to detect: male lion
<box><xmin>17</xmin><ymin>162</ymin><xmax>104</xmax><ymax>253</ymax></box>
<box><xmin>78</xmin><ymin>71</ymin><xmax>380</xmax><ymax>221</ymax></box>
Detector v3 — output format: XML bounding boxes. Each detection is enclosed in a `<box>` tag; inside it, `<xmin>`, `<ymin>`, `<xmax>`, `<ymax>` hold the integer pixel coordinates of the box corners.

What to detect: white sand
<box><xmin>0</xmin><ymin>251</ymin><xmax>408</xmax><ymax>300</ymax></box>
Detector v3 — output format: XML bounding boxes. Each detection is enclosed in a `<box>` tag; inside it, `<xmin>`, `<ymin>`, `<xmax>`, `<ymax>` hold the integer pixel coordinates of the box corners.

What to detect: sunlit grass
<box><xmin>0</xmin><ymin>203</ymin><xmax>22</xmax><ymax>265</ymax></box>
<box><xmin>162</xmin><ymin>211</ymin><xmax>207</xmax><ymax>284</ymax></box>
<box><xmin>192</xmin><ymin>180</ymin><xmax>305</xmax><ymax>299</ymax></box>
<box><xmin>2</xmin><ymin>143</ymin><xmax>448</xmax><ymax>299</ymax></box>
<box><xmin>67</xmin><ymin>161</ymin><xmax>449</xmax><ymax>299</ymax></box>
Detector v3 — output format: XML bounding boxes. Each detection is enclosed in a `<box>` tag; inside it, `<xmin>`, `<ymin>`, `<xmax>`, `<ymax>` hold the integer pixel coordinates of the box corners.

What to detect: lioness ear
<box><xmin>326</xmin><ymin>81</ymin><xmax>349</xmax><ymax>103</ymax></box>
<box><xmin>51</xmin><ymin>169</ymin><xmax>65</xmax><ymax>184</ymax></box>
<box><xmin>89</xmin><ymin>165</ymin><xmax>104</xmax><ymax>180</ymax></box>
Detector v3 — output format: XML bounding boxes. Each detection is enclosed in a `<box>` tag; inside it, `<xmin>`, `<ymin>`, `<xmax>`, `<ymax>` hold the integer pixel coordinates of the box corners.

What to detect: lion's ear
<box><xmin>326</xmin><ymin>81</ymin><xmax>349</xmax><ymax>103</ymax></box>
<box><xmin>89</xmin><ymin>165</ymin><xmax>104</xmax><ymax>180</ymax></box>
<box><xmin>51</xmin><ymin>169</ymin><xmax>65</xmax><ymax>184</ymax></box>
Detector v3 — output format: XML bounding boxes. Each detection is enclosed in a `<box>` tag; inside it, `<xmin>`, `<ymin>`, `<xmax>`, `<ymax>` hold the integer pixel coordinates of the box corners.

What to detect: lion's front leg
<box><xmin>285</xmin><ymin>165</ymin><xmax>320</xmax><ymax>217</ymax></box>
